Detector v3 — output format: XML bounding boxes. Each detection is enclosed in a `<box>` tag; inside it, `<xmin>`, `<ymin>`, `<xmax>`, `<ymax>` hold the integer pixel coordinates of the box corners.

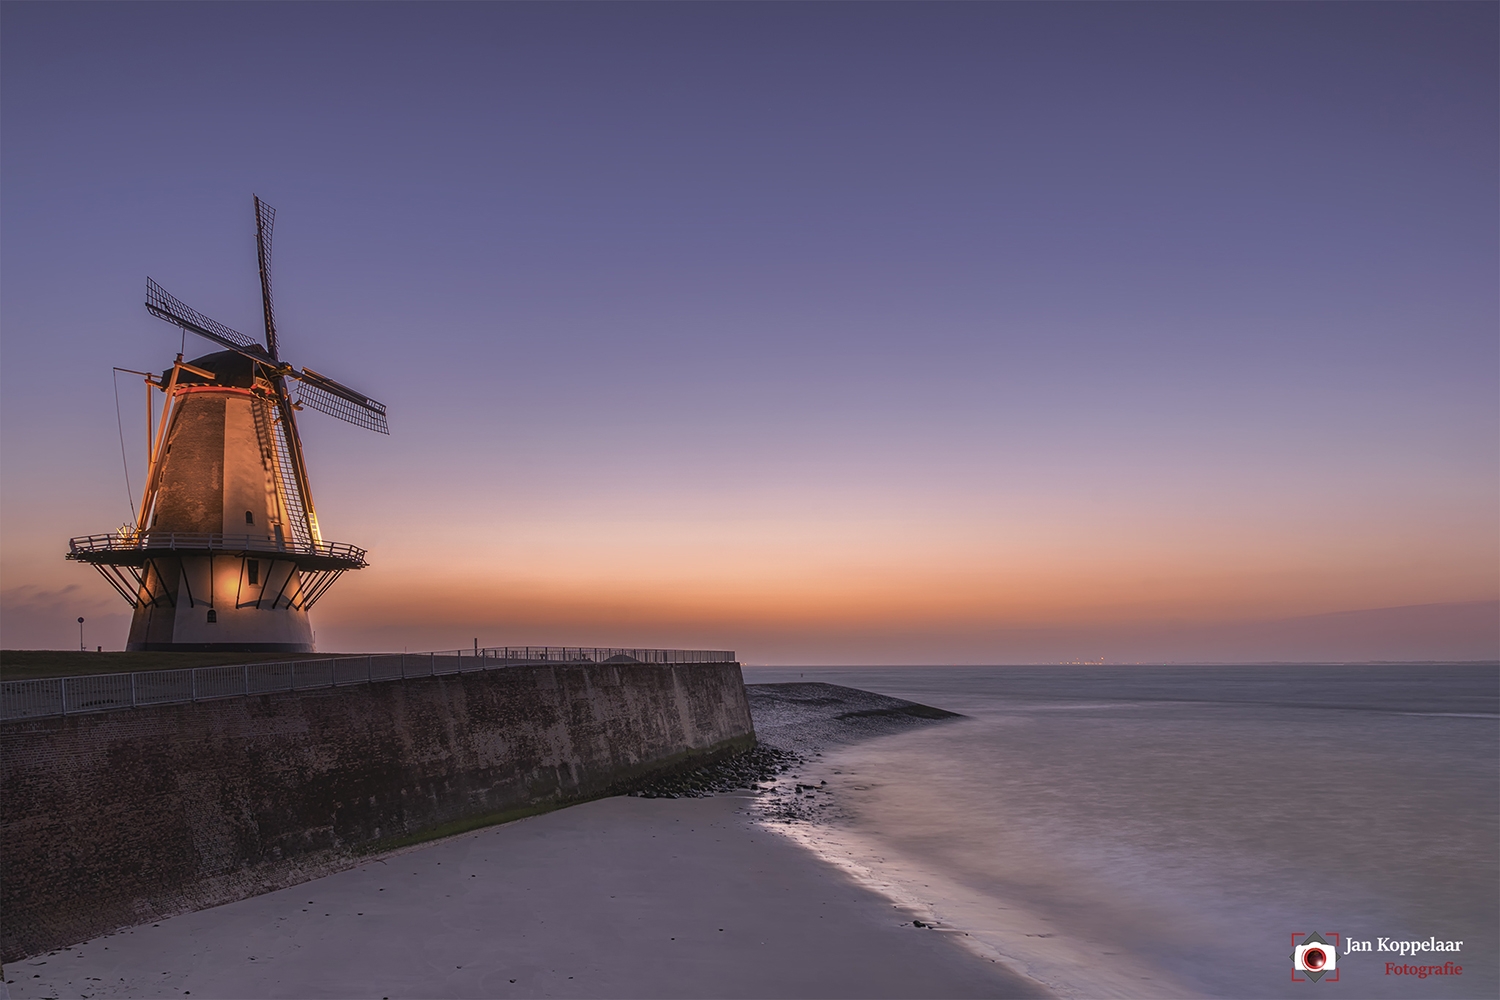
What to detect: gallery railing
<box><xmin>0</xmin><ymin>646</ymin><xmax>737</xmax><ymax>722</ymax></box>
<box><xmin>66</xmin><ymin>531</ymin><xmax>368</xmax><ymax>567</ymax></box>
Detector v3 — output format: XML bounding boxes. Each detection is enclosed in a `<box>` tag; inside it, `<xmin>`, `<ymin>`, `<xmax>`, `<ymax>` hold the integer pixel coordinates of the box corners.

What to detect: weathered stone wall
<box><xmin>1</xmin><ymin>661</ymin><xmax>753</xmax><ymax>961</ymax></box>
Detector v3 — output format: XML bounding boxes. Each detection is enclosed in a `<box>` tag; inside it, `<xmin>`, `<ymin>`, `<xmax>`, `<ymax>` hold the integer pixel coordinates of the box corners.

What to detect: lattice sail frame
<box><xmin>250</xmin><ymin>391</ymin><xmax>315</xmax><ymax>549</ymax></box>
<box><xmin>293</xmin><ymin>369</ymin><xmax>389</xmax><ymax>434</ymax></box>
<box><xmin>147</xmin><ymin>278</ymin><xmax>264</xmax><ymax>354</ymax></box>
<box><xmin>255</xmin><ymin>196</ymin><xmax>280</xmax><ymax>360</ymax></box>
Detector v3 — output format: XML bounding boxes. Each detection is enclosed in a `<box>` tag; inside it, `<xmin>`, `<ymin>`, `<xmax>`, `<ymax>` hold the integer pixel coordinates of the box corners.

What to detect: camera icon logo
<box><xmin>1291</xmin><ymin>931</ymin><xmax>1341</xmax><ymax>982</ymax></box>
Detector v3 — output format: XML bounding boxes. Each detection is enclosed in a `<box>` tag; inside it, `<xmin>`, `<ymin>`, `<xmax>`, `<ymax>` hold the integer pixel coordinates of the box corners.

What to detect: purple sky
<box><xmin>2</xmin><ymin>3</ymin><xmax>1496</xmax><ymax>661</ymax></box>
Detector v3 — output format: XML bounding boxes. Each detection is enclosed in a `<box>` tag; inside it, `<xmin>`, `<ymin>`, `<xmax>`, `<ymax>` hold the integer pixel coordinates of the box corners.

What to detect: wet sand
<box><xmin>3</xmin><ymin>792</ymin><xmax>1045</xmax><ymax>999</ymax></box>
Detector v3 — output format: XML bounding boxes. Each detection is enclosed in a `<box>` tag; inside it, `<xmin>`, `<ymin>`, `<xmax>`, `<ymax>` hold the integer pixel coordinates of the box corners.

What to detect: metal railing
<box><xmin>0</xmin><ymin>646</ymin><xmax>737</xmax><ymax>722</ymax></box>
<box><xmin>480</xmin><ymin>646</ymin><xmax>733</xmax><ymax>665</ymax></box>
<box><xmin>66</xmin><ymin>532</ymin><xmax>367</xmax><ymax>566</ymax></box>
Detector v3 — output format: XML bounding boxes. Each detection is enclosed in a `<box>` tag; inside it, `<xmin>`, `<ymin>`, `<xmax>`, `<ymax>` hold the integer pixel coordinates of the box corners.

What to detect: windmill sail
<box><xmin>146</xmin><ymin>278</ymin><xmax>266</xmax><ymax>356</ymax></box>
<box><xmin>291</xmin><ymin>368</ymin><xmax>390</xmax><ymax>434</ymax></box>
<box><xmin>255</xmin><ymin>196</ymin><xmax>280</xmax><ymax>359</ymax></box>
<box><xmin>243</xmin><ymin>397</ymin><xmax>309</xmax><ymax>548</ymax></box>
<box><xmin>268</xmin><ymin>404</ymin><xmax>319</xmax><ymax>548</ymax></box>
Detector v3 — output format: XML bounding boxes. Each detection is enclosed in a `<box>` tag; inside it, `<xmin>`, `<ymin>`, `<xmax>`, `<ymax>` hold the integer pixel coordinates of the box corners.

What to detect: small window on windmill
<box><xmin>207</xmin><ymin>609</ymin><xmax>218</xmax><ymax>624</ymax></box>
<box><xmin>248</xmin><ymin>560</ymin><xmax>260</xmax><ymax>586</ymax></box>
<box><xmin>245</xmin><ymin>510</ymin><xmax>255</xmax><ymax>525</ymax></box>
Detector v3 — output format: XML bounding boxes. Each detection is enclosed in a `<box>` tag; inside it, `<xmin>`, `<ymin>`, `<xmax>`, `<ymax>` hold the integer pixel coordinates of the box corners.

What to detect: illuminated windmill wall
<box><xmin>68</xmin><ymin>197</ymin><xmax>389</xmax><ymax>652</ymax></box>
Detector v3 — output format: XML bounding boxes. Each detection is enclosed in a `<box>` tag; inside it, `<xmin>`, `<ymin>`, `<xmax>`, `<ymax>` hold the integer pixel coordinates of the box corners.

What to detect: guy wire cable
<box><xmin>112</xmin><ymin>368</ymin><xmax>139</xmax><ymax>525</ymax></box>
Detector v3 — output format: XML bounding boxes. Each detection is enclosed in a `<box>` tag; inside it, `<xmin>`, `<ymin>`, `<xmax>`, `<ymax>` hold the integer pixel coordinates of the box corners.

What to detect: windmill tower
<box><xmin>68</xmin><ymin>197</ymin><xmax>388</xmax><ymax>652</ymax></box>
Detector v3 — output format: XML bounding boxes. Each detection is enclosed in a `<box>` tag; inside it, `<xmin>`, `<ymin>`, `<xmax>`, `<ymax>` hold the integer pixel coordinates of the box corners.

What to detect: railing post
<box><xmin>60</xmin><ymin>677</ymin><xmax>67</xmax><ymax>716</ymax></box>
<box><xmin>131</xmin><ymin>672</ymin><xmax>137</xmax><ymax>708</ymax></box>
<box><xmin>367</xmin><ymin>655</ymin><xmax>373</xmax><ymax>684</ymax></box>
<box><xmin>191</xmin><ymin>669</ymin><xmax>197</xmax><ymax>702</ymax></box>
<box><xmin>244</xmin><ymin>663</ymin><xmax>250</xmax><ymax>695</ymax></box>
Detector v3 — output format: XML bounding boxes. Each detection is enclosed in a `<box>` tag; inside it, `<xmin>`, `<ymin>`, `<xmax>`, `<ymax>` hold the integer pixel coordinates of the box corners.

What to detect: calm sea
<box><xmin>741</xmin><ymin>664</ymin><xmax>1499</xmax><ymax>999</ymax></box>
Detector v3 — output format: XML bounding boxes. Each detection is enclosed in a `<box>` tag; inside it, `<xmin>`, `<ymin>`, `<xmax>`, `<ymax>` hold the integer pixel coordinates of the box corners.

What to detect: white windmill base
<box><xmin>126</xmin><ymin>556</ymin><xmax>315</xmax><ymax>653</ymax></box>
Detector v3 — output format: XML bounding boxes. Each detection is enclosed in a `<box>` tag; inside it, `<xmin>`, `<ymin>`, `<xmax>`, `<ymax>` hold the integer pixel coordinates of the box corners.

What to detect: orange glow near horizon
<box><xmin>5</xmin><ymin>454</ymin><xmax>1495</xmax><ymax>660</ymax></box>
<box><xmin>322</xmin><ymin>485</ymin><xmax>1496</xmax><ymax>632</ymax></box>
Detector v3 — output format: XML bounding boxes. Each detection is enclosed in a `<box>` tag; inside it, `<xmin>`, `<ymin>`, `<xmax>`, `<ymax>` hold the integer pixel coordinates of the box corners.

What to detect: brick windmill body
<box><xmin>69</xmin><ymin>198</ymin><xmax>388</xmax><ymax>652</ymax></box>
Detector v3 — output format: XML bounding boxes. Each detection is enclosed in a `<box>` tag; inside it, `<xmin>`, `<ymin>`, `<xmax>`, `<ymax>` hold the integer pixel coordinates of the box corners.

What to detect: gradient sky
<box><xmin>2</xmin><ymin>3</ymin><xmax>1496</xmax><ymax>662</ymax></box>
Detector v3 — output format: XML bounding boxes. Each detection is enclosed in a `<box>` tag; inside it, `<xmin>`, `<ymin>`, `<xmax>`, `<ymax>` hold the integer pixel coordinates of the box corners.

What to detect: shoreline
<box><xmin>754</xmin><ymin>736</ymin><xmax>1199</xmax><ymax>1000</ymax></box>
<box><xmin>736</xmin><ymin>683</ymin><xmax>1195</xmax><ymax>998</ymax></box>
<box><xmin>4</xmin><ymin>794</ymin><xmax>1044</xmax><ymax>1000</ymax></box>
<box><xmin>743</xmin><ymin>667</ymin><xmax>1499</xmax><ymax>999</ymax></box>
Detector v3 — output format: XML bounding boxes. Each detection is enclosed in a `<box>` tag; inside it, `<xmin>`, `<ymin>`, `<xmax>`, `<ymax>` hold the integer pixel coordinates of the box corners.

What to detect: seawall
<box><xmin>1</xmin><ymin>660</ymin><xmax>754</xmax><ymax>961</ymax></box>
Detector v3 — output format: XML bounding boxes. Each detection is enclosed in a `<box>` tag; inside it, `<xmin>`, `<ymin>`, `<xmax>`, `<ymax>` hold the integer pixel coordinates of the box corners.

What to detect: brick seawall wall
<box><xmin>1</xmin><ymin>661</ymin><xmax>754</xmax><ymax>961</ymax></box>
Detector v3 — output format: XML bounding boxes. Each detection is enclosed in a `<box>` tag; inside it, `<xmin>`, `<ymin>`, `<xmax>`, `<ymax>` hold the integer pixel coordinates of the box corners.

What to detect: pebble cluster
<box><xmin>630</xmin><ymin>744</ymin><xmax>802</xmax><ymax>798</ymax></box>
<box><xmin>760</xmin><ymin>779</ymin><xmax>831</xmax><ymax>823</ymax></box>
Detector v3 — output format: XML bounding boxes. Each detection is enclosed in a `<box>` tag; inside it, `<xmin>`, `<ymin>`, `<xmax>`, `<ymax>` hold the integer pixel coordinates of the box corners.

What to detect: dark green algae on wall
<box><xmin>0</xmin><ymin>660</ymin><xmax>755</xmax><ymax>961</ymax></box>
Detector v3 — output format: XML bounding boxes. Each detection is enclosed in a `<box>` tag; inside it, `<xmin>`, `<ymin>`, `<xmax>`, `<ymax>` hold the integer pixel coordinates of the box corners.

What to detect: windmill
<box><xmin>68</xmin><ymin>197</ymin><xmax>388</xmax><ymax>652</ymax></box>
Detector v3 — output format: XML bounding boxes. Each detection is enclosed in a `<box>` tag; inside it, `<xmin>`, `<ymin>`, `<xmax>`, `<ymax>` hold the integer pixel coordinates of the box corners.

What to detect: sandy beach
<box><xmin>3</xmin><ymin>734</ymin><xmax>1045</xmax><ymax>999</ymax></box>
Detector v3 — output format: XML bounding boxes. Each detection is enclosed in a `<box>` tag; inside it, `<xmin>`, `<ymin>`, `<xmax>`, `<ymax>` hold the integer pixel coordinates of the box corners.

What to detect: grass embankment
<box><xmin>0</xmin><ymin>650</ymin><xmax>359</xmax><ymax>681</ymax></box>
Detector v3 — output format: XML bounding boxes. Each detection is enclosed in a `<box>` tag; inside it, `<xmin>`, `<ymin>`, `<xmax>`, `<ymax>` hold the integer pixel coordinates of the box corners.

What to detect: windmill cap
<box><xmin>166</xmin><ymin>350</ymin><xmax>266</xmax><ymax>389</ymax></box>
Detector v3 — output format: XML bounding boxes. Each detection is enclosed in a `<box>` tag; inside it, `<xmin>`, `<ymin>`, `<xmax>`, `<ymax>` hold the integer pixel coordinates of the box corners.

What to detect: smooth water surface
<box><xmin>744</xmin><ymin>664</ymin><xmax>1499</xmax><ymax>998</ymax></box>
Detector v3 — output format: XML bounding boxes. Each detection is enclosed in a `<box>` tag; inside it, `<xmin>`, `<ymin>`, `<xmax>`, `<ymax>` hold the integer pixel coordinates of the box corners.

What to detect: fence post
<box><xmin>401</xmin><ymin>653</ymin><xmax>406</xmax><ymax>679</ymax></box>
<box><xmin>60</xmin><ymin>677</ymin><xmax>67</xmax><ymax>716</ymax></box>
<box><xmin>367</xmin><ymin>655</ymin><xmax>373</xmax><ymax>684</ymax></box>
<box><xmin>244</xmin><ymin>663</ymin><xmax>250</xmax><ymax>695</ymax></box>
<box><xmin>131</xmin><ymin>672</ymin><xmax>137</xmax><ymax>708</ymax></box>
<box><xmin>191</xmin><ymin>669</ymin><xmax>197</xmax><ymax>702</ymax></box>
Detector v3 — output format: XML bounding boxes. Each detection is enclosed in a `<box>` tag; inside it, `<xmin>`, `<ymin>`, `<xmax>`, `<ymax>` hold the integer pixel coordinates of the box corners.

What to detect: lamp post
<box><xmin>77</xmin><ymin>617</ymin><xmax>85</xmax><ymax>652</ymax></box>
